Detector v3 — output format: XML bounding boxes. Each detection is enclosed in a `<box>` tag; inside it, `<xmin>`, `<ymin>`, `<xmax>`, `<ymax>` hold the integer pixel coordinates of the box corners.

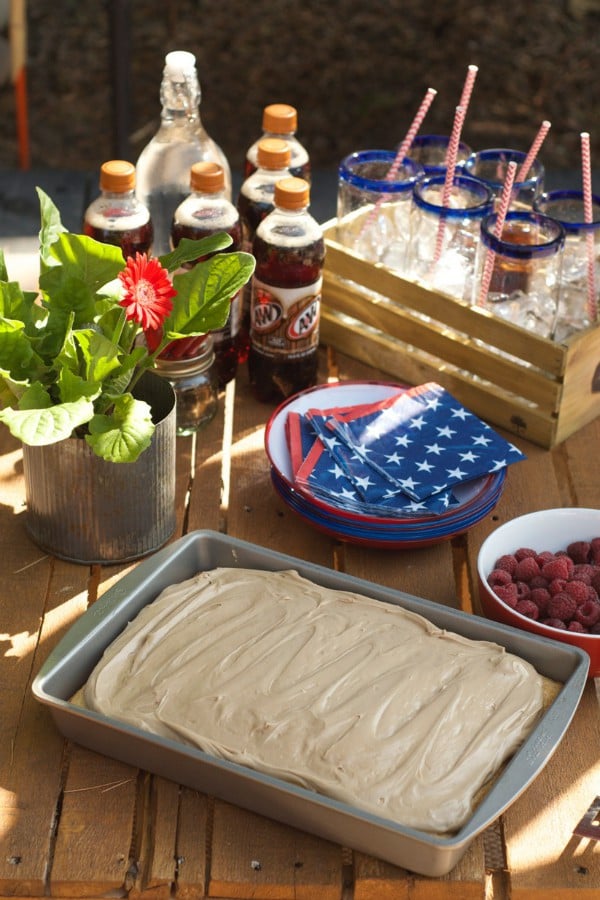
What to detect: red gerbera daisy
<box><xmin>118</xmin><ymin>253</ymin><xmax>177</xmax><ymax>331</ymax></box>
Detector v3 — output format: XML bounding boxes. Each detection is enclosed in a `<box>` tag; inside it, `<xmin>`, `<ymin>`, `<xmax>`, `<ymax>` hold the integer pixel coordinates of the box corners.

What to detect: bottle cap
<box><xmin>274</xmin><ymin>177</ymin><xmax>310</xmax><ymax>210</ymax></box>
<box><xmin>164</xmin><ymin>50</ymin><xmax>196</xmax><ymax>79</ymax></box>
<box><xmin>257</xmin><ymin>138</ymin><xmax>291</xmax><ymax>170</ymax></box>
<box><xmin>100</xmin><ymin>160</ymin><xmax>136</xmax><ymax>192</ymax></box>
<box><xmin>190</xmin><ymin>161</ymin><xmax>225</xmax><ymax>193</ymax></box>
<box><xmin>263</xmin><ymin>103</ymin><xmax>297</xmax><ymax>134</ymax></box>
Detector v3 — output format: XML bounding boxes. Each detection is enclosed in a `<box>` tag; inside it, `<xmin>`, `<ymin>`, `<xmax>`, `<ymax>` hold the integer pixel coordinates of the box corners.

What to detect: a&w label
<box><xmin>250</xmin><ymin>277</ymin><xmax>322</xmax><ymax>358</ymax></box>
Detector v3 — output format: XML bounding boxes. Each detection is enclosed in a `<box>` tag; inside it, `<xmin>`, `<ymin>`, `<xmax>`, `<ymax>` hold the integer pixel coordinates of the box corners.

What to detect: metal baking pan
<box><xmin>32</xmin><ymin>530</ymin><xmax>589</xmax><ymax>877</ymax></box>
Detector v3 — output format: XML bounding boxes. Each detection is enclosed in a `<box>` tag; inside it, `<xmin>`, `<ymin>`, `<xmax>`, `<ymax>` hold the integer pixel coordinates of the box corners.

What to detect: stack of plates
<box><xmin>265</xmin><ymin>382</ymin><xmax>507</xmax><ymax>549</ymax></box>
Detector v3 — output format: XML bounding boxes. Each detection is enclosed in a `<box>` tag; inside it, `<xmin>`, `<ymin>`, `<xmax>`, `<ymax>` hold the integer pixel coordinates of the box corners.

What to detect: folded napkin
<box><xmin>285</xmin><ymin>382</ymin><xmax>525</xmax><ymax>519</ymax></box>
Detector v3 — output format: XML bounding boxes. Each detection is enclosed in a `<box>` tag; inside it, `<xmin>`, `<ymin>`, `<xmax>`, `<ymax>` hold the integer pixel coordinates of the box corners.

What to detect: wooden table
<box><xmin>2</xmin><ymin>347</ymin><xmax>599</xmax><ymax>900</ymax></box>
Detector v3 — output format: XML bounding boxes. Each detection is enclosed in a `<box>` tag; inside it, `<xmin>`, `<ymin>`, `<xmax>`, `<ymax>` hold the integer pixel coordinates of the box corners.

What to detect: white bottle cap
<box><xmin>164</xmin><ymin>50</ymin><xmax>196</xmax><ymax>80</ymax></box>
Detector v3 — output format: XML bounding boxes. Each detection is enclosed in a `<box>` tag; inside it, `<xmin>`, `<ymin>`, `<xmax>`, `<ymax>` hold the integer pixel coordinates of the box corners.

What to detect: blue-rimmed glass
<box><xmin>337</xmin><ymin>150</ymin><xmax>424</xmax><ymax>269</ymax></box>
<box><xmin>407</xmin><ymin>174</ymin><xmax>494</xmax><ymax>300</ymax></box>
<box><xmin>407</xmin><ymin>134</ymin><xmax>472</xmax><ymax>176</ymax></box>
<box><xmin>474</xmin><ymin>210</ymin><xmax>565</xmax><ymax>337</ymax></box>
<box><xmin>464</xmin><ymin>148</ymin><xmax>545</xmax><ymax>208</ymax></box>
<box><xmin>533</xmin><ymin>189</ymin><xmax>600</xmax><ymax>339</ymax></box>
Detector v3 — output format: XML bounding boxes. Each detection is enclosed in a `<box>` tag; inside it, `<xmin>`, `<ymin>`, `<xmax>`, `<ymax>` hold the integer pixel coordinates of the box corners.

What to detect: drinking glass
<box><xmin>407</xmin><ymin>134</ymin><xmax>472</xmax><ymax>177</ymax></box>
<box><xmin>406</xmin><ymin>174</ymin><xmax>494</xmax><ymax>301</ymax></box>
<box><xmin>473</xmin><ymin>210</ymin><xmax>565</xmax><ymax>338</ymax></box>
<box><xmin>337</xmin><ymin>150</ymin><xmax>424</xmax><ymax>271</ymax></box>
<box><xmin>533</xmin><ymin>189</ymin><xmax>600</xmax><ymax>340</ymax></box>
<box><xmin>464</xmin><ymin>148</ymin><xmax>545</xmax><ymax>209</ymax></box>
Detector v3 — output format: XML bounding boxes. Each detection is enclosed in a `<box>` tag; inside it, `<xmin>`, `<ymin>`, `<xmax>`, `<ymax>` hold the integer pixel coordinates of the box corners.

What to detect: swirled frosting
<box><xmin>84</xmin><ymin>567</ymin><xmax>545</xmax><ymax>834</ymax></box>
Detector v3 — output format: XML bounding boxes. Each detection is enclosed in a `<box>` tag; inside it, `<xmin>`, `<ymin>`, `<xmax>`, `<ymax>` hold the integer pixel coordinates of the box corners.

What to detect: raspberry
<box><xmin>513</xmin><ymin>557</ymin><xmax>541</xmax><ymax>582</ymax></box>
<box><xmin>548</xmin><ymin>578</ymin><xmax>567</xmax><ymax>596</ymax></box>
<box><xmin>542</xmin><ymin>617</ymin><xmax>567</xmax><ymax>630</ymax></box>
<box><xmin>493</xmin><ymin>583</ymin><xmax>518</xmax><ymax>607</ymax></box>
<box><xmin>515</xmin><ymin>599</ymin><xmax>539</xmax><ymax>620</ymax></box>
<box><xmin>546</xmin><ymin>592</ymin><xmax>577</xmax><ymax>623</ymax></box>
<box><xmin>541</xmin><ymin>557</ymin><xmax>571</xmax><ymax>581</ymax></box>
<box><xmin>555</xmin><ymin>552</ymin><xmax>575</xmax><ymax>577</ymax></box>
<box><xmin>567</xmin><ymin>541</ymin><xmax>591</xmax><ymax>564</ymax></box>
<box><xmin>515</xmin><ymin>547</ymin><xmax>537</xmax><ymax>561</ymax></box>
<box><xmin>529</xmin><ymin>588</ymin><xmax>551</xmax><ymax>614</ymax></box>
<box><xmin>590</xmin><ymin>537</ymin><xmax>600</xmax><ymax>564</ymax></box>
<box><xmin>591</xmin><ymin>571</ymin><xmax>600</xmax><ymax>595</ymax></box>
<box><xmin>568</xmin><ymin>620</ymin><xmax>587</xmax><ymax>633</ymax></box>
<box><xmin>591</xmin><ymin>622</ymin><xmax>600</xmax><ymax>635</ymax></box>
<box><xmin>535</xmin><ymin>550</ymin><xmax>555</xmax><ymax>566</ymax></box>
<box><xmin>574</xmin><ymin>599</ymin><xmax>600</xmax><ymax>628</ymax></box>
<box><xmin>515</xmin><ymin>581</ymin><xmax>530</xmax><ymax>600</ymax></box>
<box><xmin>488</xmin><ymin>568</ymin><xmax>512</xmax><ymax>587</ymax></box>
<box><xmin>563</xmin><ymin>580</ymin><xmax>590</xmax><ymax>606</ymax></box>
<box><xmin>494</xmin><ymin>554</ymin><xmax>518</xmax><ymax>574</ymax></box>
<box><xmin>529</xmin><ymin>575</ymin><xmax>549</xmax><ymax>589</ymax></box>
<box><xmin>571</xmin><ymin>563</ymin><xmax>596</xmax><ymax>585</ymax></box>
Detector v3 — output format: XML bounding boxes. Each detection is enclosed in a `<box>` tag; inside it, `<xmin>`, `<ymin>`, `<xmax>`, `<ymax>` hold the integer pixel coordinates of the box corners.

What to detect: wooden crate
<box><xmin>321</xmin><ymin>220</ymin><xmax>600</xmax><ymax>448</ymax></box>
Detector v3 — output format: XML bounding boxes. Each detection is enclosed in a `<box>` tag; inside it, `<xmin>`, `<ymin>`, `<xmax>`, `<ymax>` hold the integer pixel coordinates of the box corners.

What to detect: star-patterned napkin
<box><xmin>285</xmin><ymin>382</ymin><xmax>525</xmax><ymax>518</ymax></box>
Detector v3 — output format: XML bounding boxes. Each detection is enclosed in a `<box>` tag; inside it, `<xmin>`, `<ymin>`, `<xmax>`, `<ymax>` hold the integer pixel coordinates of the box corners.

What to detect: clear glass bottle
<box><xmin>237</xmin><ymin>137</ymin><xmax>292</xmax><ymax>361</ymax></box>
<box><xmin>248</xmin><ymin>177</ymin><xmax>325</xmax><ymax>403</ymax></box>
<box><xmin>135</xmin><ymin>50</ymin><xmax>231</xmax><ymax>256</ymax></box>
<box><xmin>171</xmin><ymin>161</ymin><xmax>242</xmax><ymax>387</ymax></box>
<box><xmin>244</xmin><ymin>103</ymin><xmax>310</xmax><ymax>182</ymax></box>
<box><xmin>154</xmin><ymin>340</ymin><xmax>218</xmax><ymax>435</ymax></box>
<box><xmin>83</xmin><ymin>159</ymin><xmax>153</xmax><ymax>258</ymax></box>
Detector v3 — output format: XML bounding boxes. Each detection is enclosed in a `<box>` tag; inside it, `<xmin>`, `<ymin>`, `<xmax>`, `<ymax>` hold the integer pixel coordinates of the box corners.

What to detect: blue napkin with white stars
<box><xmin>288</xmin><ymin>383</ymin><xmax>525</xmax><ymax>517</ymax></box>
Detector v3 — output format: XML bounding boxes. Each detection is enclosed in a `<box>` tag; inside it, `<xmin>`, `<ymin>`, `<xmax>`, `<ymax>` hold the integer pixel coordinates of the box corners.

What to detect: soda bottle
<box><xmin>135</xmin><ymin>50</ymin><xmax>231</xmax><ymax>256</ymax></box>
<box><xmin>244</xmin><ymin>103</ymin><xmax>311</xmax><ymax>182</ymax></box>
<box><xmin>171</xmin><ymin>161</ymin><xmax>242</xmax><ymax>387</ymax></box>
<box><xmin>83</xmin><ymin>159</ymin><xmax>153</xmax><ymax>258</ymax></box>
<box><xmin>248</xmin><ymin>177</ymin><xmax>325</xmax><ymax>403</ymax></box>
<box><xmin>237</xmin><ymin>137</ymin><xmax>292</xmax><ymax>361</ymax></box>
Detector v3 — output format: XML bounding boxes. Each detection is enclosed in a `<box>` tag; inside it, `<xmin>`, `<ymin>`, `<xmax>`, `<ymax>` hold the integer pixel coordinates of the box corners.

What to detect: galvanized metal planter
<box><xmin>22</xmin><ymin>372</ymin><xmax>177</xmax><ymax>564</ymax></box>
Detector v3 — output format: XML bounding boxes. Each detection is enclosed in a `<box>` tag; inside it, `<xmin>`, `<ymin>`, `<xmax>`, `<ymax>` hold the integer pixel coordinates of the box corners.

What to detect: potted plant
<box><xmin>0</xmin><ymin>189</ymin><xmax>255</xmax><ymax>562</ymax></box>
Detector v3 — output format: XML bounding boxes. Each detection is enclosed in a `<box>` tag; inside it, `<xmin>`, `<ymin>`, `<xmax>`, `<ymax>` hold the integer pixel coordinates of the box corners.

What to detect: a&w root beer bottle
<box><xmin>248</xmin><ymin>177</ymin><xmax>325</xmax><ymax>403</ymax></box>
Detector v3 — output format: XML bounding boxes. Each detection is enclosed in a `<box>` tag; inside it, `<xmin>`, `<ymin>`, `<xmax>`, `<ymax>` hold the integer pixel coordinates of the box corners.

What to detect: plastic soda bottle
<box><xmin>245</xmin><ymin>103</ymin><xmax>310</xmax><ymax>182</ymax></box>
<box><xmin>83</xmin><ymin>159</ymin><xmax>153</xmax><ymax>258</ymax></box>
<box><xmin>135</xmin><ymin>50</ymin><xmax>231</xmax><ymax>256</ymax></box>
<box><xmin>248</xmin><ymin>177</ymin><xmax>325</xmax><ymax>403</ymax></box>
<box><xmin>171</xmin><ymin>161</ymin><xmax>242</xmax><ymax>387</ymax></box>
<box><xmin>237</xmin><ymin>137</ymin><xmax>292</xmax><ymax>361</ymax></box>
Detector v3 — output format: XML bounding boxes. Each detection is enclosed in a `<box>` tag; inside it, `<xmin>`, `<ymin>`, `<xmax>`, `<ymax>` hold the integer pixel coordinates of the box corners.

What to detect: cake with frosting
<box><xmin>83</xmin><ymin>567</ymin><xmax>549</xmax><ymax>834</ymax></box>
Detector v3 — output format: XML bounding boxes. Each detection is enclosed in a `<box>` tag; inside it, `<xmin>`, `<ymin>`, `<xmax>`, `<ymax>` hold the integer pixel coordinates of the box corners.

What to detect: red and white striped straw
<box><xmin>516</xmin><ymin>120</ymin><xmax>551</xmax><ymax>185</ymax></box>
<box><xmin>358</xmin><ymin>87</ymin><xmax>437</xmax><ymax>238</ymax></box>
<box><xmin>477</xmin><ymin>161</ymin><xmax>518</xmax><ymax>307</ymax></box>
<box><xmin>581</xmin><ymin>131</ymin><xmax>597</xmax><ymax>322</ymax></box>
<box><xmin>459</xmin><ymin>64</ymin><xmax>479</xmax><ymax>113</ymax></box>
<box><xmin>387</xmin><ymin>87</ymin><xmax>438</xmax><ymax>182</ymax></box>
<box><xmin>430</xmin><ymin>105</ymin><xmax>466</xmax><ymax>269</ymax></box>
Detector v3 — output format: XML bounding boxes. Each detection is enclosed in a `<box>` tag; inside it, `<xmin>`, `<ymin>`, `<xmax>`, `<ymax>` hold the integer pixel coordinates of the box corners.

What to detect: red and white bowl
<box><xmin>477</xmin><ymin>507</ymin><xmax>600</xmax><ymax>678</ymax></box>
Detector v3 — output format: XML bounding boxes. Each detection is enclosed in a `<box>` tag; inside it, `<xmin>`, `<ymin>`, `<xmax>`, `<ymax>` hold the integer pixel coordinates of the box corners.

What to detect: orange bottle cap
<box><xmin>190</xmin><ymin>161</ymin><xmax>225</xmax><ymax>193</ymax></box>
<box><xmin>274</xmin><ymin>177</ymin><xmax>310</xmax><ymax>210</ymax></box>
<box><xmin>263</xmin><ymin>103</ymin><xmax>298</xmax><ymax>134</ymax></box>
<box><xmin>257</xmin><ymin>138</ymin><xmax>291</xmax><ymax>169</ymax></box>
<box><xmin>100</xmin><ymin>160</ymin><xmax>136</xmax><ymax>192</ymax></box>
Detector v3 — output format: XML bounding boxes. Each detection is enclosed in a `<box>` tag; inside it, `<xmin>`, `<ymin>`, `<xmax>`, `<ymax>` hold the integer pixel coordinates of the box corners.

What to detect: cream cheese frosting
<box><xmin>83</xmin><ymin>567</ymin><xmax>545</xmax><ymax>834</ymax></box>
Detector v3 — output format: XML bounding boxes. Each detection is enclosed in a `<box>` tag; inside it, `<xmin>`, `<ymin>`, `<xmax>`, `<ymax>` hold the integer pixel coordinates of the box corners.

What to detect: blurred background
<box><xmin>0</xmin><ymin>1</ymin><xmax>599</xmax><ymax>194</ymax></box>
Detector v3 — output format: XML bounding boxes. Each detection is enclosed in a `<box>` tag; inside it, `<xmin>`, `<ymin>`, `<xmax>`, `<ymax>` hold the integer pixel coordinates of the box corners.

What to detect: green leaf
<box><xmin>37</xmin><ymin>188</ymin><xmax>67</xmax><ymax>268</ymax></box>
<box><xmin>57</xmin><ymin>367</ymin><xmax>102</xmax><ymax>404</ymax></box>
<box><xmin>0</xmin><ymin>248</ymin><xmax>9</xmax><ymax>283</ymax></box>
<box><xmin>0</xmin><ymin>386</ymin><xmax>95</xmax><ymax>445</ymax></box>
<box><xmin>47</xmin><ymin>233</ymin><xmax>125</xmax><ymax>294</ymax></box>
<box><xmin>85</xmin><ymin>393</ymin><xmax>154</xmax><ymax>463</ymax></box>
<box><xmin>72</xmin><ymin>327</ymin><xmax>122</xmax><ymax>383</ymax></box>
<box><xmin>166</xmin><ymin>251</ymin><xmax>255</xmax><ymax>338</ymax></box>
<box><xmin>159</xmin><ymin>234</ymin><xmax>233</xmax><ymax>272</ymax></box>
<box><xmin>0</xmin><ymin>317</ymin><xmax>45</xmax><ymax>382</ymax></box>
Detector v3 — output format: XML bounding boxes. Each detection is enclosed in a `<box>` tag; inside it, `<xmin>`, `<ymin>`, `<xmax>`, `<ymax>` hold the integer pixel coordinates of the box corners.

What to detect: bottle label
<box><xmin>250</xmin><ymin>277</ymin><xmax>321</xmax><ymax>358</ymax></box>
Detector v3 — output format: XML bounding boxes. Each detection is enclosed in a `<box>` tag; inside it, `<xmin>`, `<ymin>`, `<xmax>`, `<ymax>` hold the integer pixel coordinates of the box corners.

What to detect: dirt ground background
<box><xmin>0</xmin><ymin>0</ymin><xmax>599</xmax><ymax>180</ymax></box>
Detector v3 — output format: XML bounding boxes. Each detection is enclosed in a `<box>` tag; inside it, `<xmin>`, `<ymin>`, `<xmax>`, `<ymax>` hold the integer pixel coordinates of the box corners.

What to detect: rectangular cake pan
<box><xmin>32</xmin><ymin>530</ymin><xmax>589</xmax><ymax>877</ymax></box>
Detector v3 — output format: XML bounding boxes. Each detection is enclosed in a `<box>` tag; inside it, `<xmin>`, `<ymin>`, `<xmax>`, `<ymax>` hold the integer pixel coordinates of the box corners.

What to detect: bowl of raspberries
<box><xmin>477</xmin><ymin>507</ymin><xmax>600</xmax><ymax>677</ymax></box>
